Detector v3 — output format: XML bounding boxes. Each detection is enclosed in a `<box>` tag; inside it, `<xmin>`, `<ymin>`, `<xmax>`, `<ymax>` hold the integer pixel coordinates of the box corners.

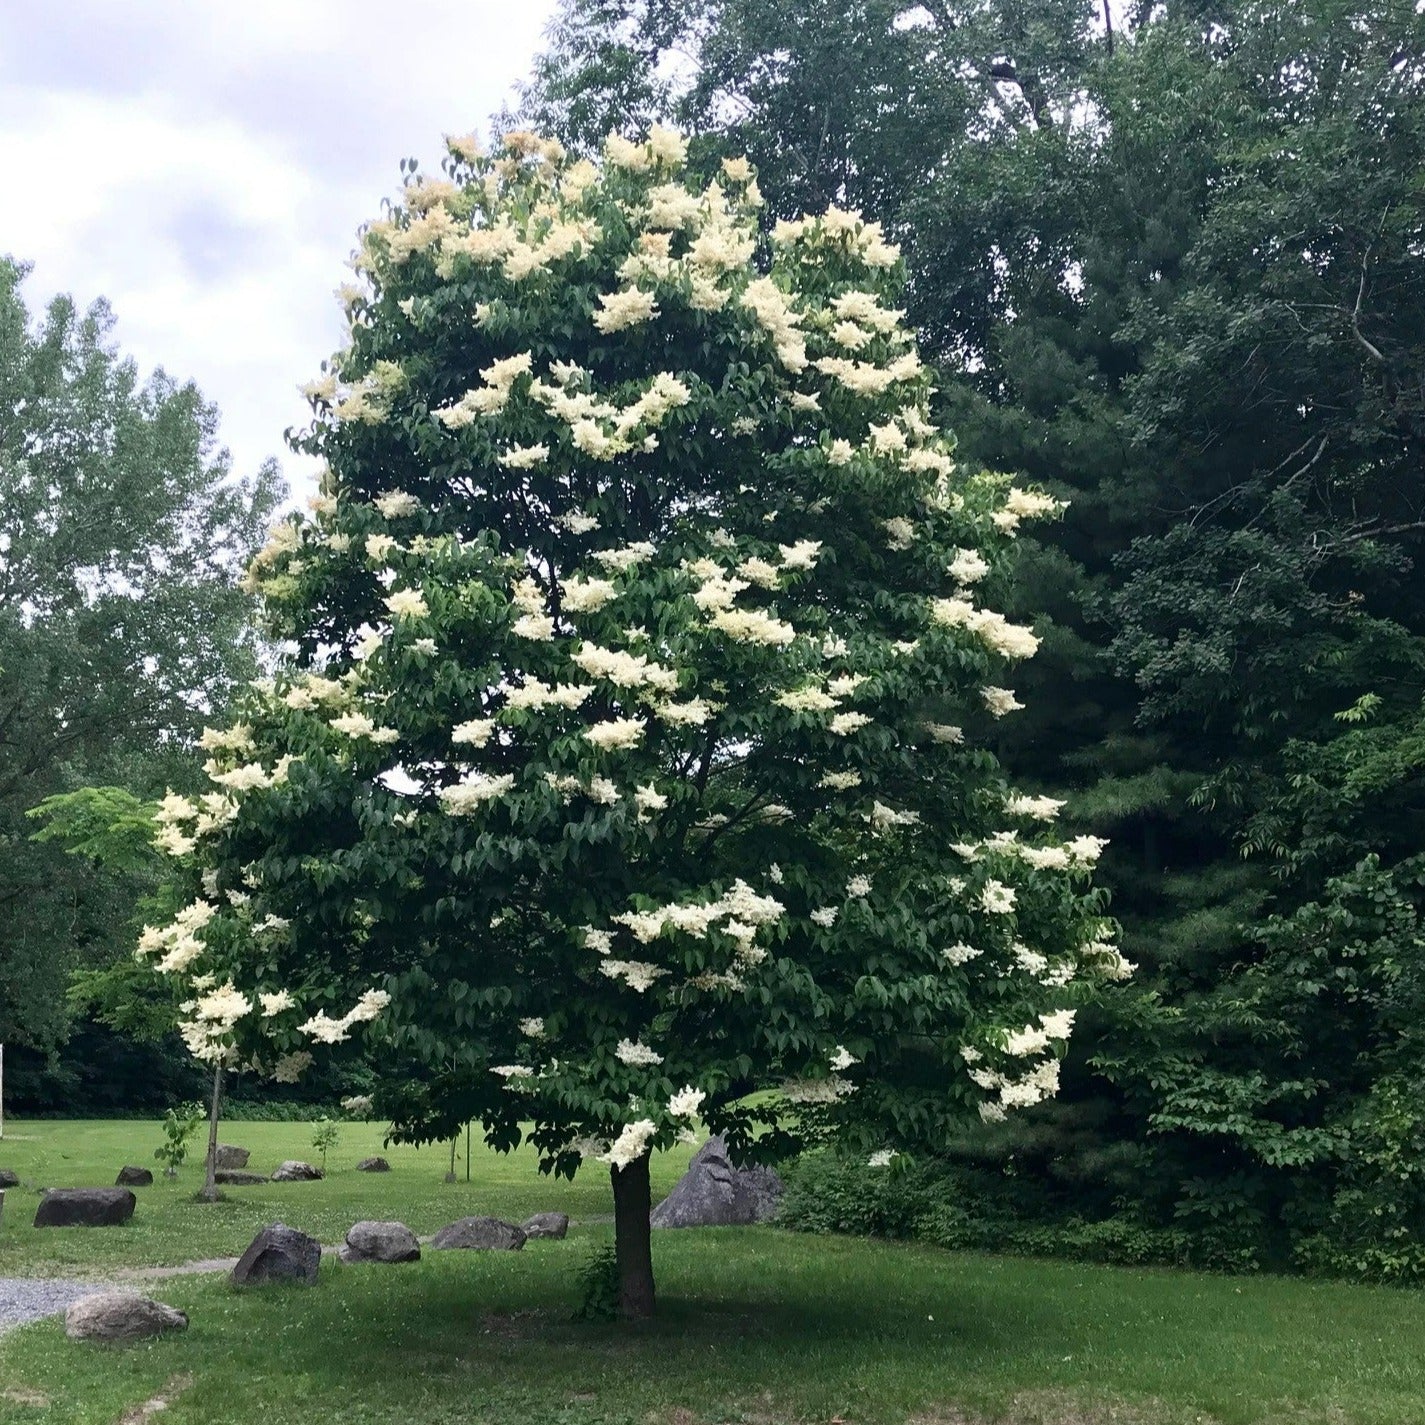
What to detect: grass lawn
<box><xmin>2</xmin><ymin>1121</ymin><xmax>1424</xmax><ymax>1425</ymax></box>
<box><xmin>0</xmin><ymin>1118</ymin><xmax>690</xmax><ymax>1277</ymax></box>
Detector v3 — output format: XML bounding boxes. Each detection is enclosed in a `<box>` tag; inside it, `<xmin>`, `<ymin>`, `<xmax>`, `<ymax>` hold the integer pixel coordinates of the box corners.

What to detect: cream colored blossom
<box><xmin>776</xmin><ymin>686</ymin><xmax>837</xmax><ymax>713</ymax></box>
<box><xmin>500</xmin><ymin>443</ymin><xmax>550</xmax><ymax>469</ymax></box>
<box><xmin>374</xmin><ymin>490</ymin><xmax>421</xmax><ymax>518</ymax></box>
<box><xmin>593</xmin><ymin>287</ymin><xmax>659</xmax><ymax>333</ymax></box>
<box><xmin>668</xmin><ymin>1085</ymin><xmax>705</xmax><ymax>1118</ymax></box>
<box><xmin>438</xmin><ymin>775</ymin><xmax>515</xmax><ymax>813</ymax></box>
<box><xmin>452</xmin><ymin>718</ymin><xmax>496</xmax><ymax>747</ymax></box>
<box><xmin>583</xmin><ymin>718</ymin><xmax>645</xmax><ymax>751</ymax></box>
<box><xmin>949</xmin><ymin>548</ymin><xmax>990</xmax><ymax>585</ymax></box>
<box><xmin>709</xmin><ymin>608</ymin><xmax>796</xmax><ymax>645</ymax></box>
<box><xmin>982</xmin><ymin>686</ymin><xmax>1025</xmax><ymax>717</ymax></box>
<box><xmin>600</xmin><ymin>1118</ymin><xmax>658</xmax><ymax>1169</ymax></box>
<box><xmin>561</xmin><ymin>576</ymin><xmax>618</xmax><ymax>613</ymax></box>
<box><xmin>616</xmin><ymin>1038</ymin><xmax>663</xmax><ymax>1066</ymax></box>
<box><xmin>385</xmin><ymin>589</ymin><xmax>428</xmax><ymax>619</ymax></box>
<box><xmin>981</xmin><ymin>880</ymin><xmax>1017</xmax><ymax>914</ymax></box>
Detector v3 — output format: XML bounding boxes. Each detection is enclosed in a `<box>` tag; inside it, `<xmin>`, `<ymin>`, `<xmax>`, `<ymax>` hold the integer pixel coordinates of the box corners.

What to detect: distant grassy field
<box><xmin>2</xmin><ymin>1120</ymin><xmax>1424</xmax><ymax>1425</ymax></box>
<box><xmin>0</xmin><ymin>1117</ymin><xmax>689</xmax><ymax>1275</ymax></box>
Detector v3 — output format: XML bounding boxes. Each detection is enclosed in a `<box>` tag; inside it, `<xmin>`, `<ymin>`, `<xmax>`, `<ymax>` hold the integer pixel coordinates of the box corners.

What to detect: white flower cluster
<box><xmin>930</xmin><ymin>597</ymin><xmax>1040</xmax><ymax>661</ymax></box>
<box><xmin>438</xmin><ymin>773</ymin><xmax>516</xmax><ymax>814</ymax></box>
<box><xmin>599</xmin><ymin>1118</ymin><xmax>657</xmax><ymax>1170</ymax></box>
<box><xmin>299</xmin><ymin>988</ymin><xmax>392</xmax><ymax>1045</ymax></box>
<box><xmin>611</xmin><ymin>880</ymin><xmax>784</xmax><ymax>946</ymax></box>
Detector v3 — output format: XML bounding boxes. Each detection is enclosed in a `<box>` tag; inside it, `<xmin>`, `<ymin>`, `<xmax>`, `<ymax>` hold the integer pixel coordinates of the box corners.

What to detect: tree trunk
<box><xmin>611</xmin><ymin>1154</ymin><xmax>655</xmax><ymax>1319</ymax></box>
<box><xmin>199</xmin><ymin>1062</ymin><xmax>224</xmax><ymax>1202</ymax></box>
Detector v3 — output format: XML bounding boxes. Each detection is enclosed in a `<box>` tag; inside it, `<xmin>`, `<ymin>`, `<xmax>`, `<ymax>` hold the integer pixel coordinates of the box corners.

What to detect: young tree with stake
<box><xmin>140</xmin><ymin>127</ymin><xmax>1124</xmax><ymax>1317</ymax></box>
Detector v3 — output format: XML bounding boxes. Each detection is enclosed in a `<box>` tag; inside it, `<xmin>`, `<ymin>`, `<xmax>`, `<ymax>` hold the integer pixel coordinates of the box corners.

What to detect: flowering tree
<box><xmin>141</xmin><ymin>127</ymin><xmax>1125</xmax><ymax>1317</ymax></box>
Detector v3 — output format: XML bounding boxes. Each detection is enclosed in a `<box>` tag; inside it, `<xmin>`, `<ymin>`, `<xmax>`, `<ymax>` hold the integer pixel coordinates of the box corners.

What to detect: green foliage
<box><xmin>311</xmin><ymin>1117</ymin><xmax>342</xmax><ymax>1172</ymax></box>
<box><xmin>778</xmin><ymin>1150</ymin><xmax>944</xmax><ymax>1240</ymax></box>
<box><xmin>147</xmin><ymin>124</ymin><xmax>1115</xmax><ymax>1204</ymax></box>
<box><xmin>572</xmin><ymin>1242</ymin><xmax>622</xmax><ymax>1321</ymax></box>
<box><xmin>512</xmin><ymin>0</ymin><xmax>1425</xmax><ymax>1280</ymax></box>
<box><xmin>781</xmin><ymin>1150</ymin><xmax>1260</xmax><ymax>1274</ymax></box>
<box><xmin>27</xmin><ymin>787</ymin><xmax>187</xmax><ymax>1042</ymax></box>
<box><xmin>154</xmin><ymin>1102</ymin><xmax>205</xmax><ymax>1177</ymax></box>
<box><xmin>0</xmin><ymin>261</ymin><xmax>283</xmax><ymax>1054</ymax></box>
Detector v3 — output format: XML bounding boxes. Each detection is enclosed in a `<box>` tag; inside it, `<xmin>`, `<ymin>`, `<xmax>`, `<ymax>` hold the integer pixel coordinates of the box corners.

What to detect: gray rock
<box><xmin>213</xmin><ymin>1145</ymin><xmax>249</xmax><ymax>1170</ymax></box>
<box><xmin>429</xmin><ymin>1216</ymin><xmax>525</xmax><ymax>1251</ymax></box>
<box><xmin>115</xmin><ymin>1166</ymin><xmax>153</xmax><ymax>1187</ymax></box>
<box><xmin>231</xmin><ymin>1222</ymin><xmax>321</xmax><ymax>1287</ymax></box>
<box><xmin>650</xmin><ymin>1136</ymin><xmax>783</xmax><ymax>1229</ymax></box>
<box><xmin>33</xmin><ymin>1188</ymin><xmax>136</xmax><ymax>1229</ymax></box>
<box><xmin>520</xmin><ymin>1211</ymin><xmax>569</xmax><ymax>1240</ymax></box>
<box><xmin>270</xmin><ymin>1160</ymin><xmax>323</xmax><ymax>1182</ymax></box>
<box><xmin>214</xmin><ymin>1170</ymin><xmax>269</xmax><ymax>1186</ymax></box>
<box><xmin>339</xmin><ymin>1220</ymin><xmax>420</xmax><ymax>1264</ymax></box>
<box><xmin>64</xmin><ymin>1291</ymin><xmax>187</xmax><ymax>1343</ymax></box>
<box><xmin>0</xmin><ymin>1169</ymin><xmax>19</xmax><ymax>1189</ymax></box>
<box><xmin>356</xmin><ymin>1156</ymin><xmax>391</xmax><ymax>1173</ymax></box>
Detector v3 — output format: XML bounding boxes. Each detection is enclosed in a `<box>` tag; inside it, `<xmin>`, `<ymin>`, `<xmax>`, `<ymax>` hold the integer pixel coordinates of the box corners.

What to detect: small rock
<box><xmin>650</xmin><ymin>1136</ymin><xmax>784</xmax><ymax>1229</ymax></box>
<box><xmin>339</xmin><ymin>1220</ymin><xmax>420</xmax><ymax>1264</ymax></box>
<box><xmin>34</xmin><ymin>1188</ymin><xmax>136</xmax><ymax>1228</ymax></box>
<box><xmin>231</xmin><ymin>1222</ymin><xmax>321</xmax><ymax>1287</ymax></box>
<box><xmin>214</xmin><ymin>1169</ymin><xmax>269</xmax><ymax>1186</ymax></box>
<box><xmin>115</xmin><ymin>1166</ymin><xmax>153</xmax><ymax>1187</ymax></box>
<box><xmin>213</xmin><ymin>1145</ymin><xmax>249</xmax><ymax>1170</ymax></box>
<box><xmin>520</xmin><ymin>1211</ymin><xmax>569</xmax><ymax>1240</ymax></box>
<box><xmin>270</xmin><ymin>1160</ymin><xmax>323</xmax><ymax>1182</ymax></box>
<box><xmin>64</xmin><ymin>1291</ymin><xmax>187</xmax><ymax>1343</ymax></box>
<box><xmin>356</xmin><ymin>1156</ymin><xmax>391</xmax><ymax>1173</ymax></box>
<box><xmin>0</xmin><ymin>1169</ymin><xmax>19</xmax><ymax>1189</ymax></box>
<box><xmin>430</xmin><ymin>1216</ymin><xmax>525</xmax><ymax>1251</ymax></box>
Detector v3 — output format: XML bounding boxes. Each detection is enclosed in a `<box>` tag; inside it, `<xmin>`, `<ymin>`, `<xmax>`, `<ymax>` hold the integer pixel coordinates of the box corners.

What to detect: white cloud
<box><xmin>0</xmin><ymin>0</ymin><xmax>556</xmax><ymax>500</ymax></box>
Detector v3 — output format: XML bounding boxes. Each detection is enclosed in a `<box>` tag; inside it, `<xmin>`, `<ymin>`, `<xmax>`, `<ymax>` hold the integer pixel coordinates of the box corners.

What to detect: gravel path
<box><xmin>0</xmin><ymin>1278</ymin><xmax>108</xmax><ymax>1335</ymax></box>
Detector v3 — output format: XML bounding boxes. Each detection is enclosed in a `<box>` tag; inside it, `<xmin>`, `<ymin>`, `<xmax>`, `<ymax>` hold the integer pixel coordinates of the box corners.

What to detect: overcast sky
<box><xmin>0</xmin><ymin>0</ymin><xmax>557</xmax><ymax>501</ymax></box>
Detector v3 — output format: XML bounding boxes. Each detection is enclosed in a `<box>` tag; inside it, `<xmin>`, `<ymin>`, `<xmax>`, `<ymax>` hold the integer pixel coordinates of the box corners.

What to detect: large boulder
<box><xmin>271</xmin><ymin>1160</ymin><xmax>323</xmax><ymax>1182</ymax></box>
<box><xmin>520</xmin><ymin>1211</ymin><xmax>570</xmax><ymax>1240</ymax></box>
<box><xmin>214</xmin><ymin>1169</ymin><xmax>269</xmax><ymax>1186</ymax></box>
<box><xmin>34</xmin><ymin>1188</ymin><xmax>136</xmax><ymax>1228</ymax></box>
<box><xmin>430</xmin><ymin>1216</ymin><xmax>525</xmax><ymax>1251</ymax></box>
<box><xmin>650</xmin><ymin>1137</ymin><xmax>783</xmax><ymax>1229</ymax></box>
<box><xmin>64</xmin><ymin>1291</ymin><xmax>188</xmax><ymax>1343</ymax></box>
<box><xmin>0</xmin><ymin>1168</ymin><xmax>20</xmax><ymax>1188</ymax></box>
<box><xmin>340</xmin><ymin>1220</ymin><xmax>420</xmax><ymax>1264</ymax></box>
<box><xmin>231</xmin><ymin>1222</ymin><xmax>321</xmax><ymax>1287</ymax></box>
<box><xmin>356</xmin><ymin>1156</ymin><xmax>391</xmax><ymax>1173</ymax></box>
<box><xmin>115</xmin><ymin>1166</ymin><xmax>153</xmax><ymax>1187</ymax></box>
<box><xmin>213</xmin><ymin>1145</ymin><xmax>249</xmax><ymax>1170</ymax></box>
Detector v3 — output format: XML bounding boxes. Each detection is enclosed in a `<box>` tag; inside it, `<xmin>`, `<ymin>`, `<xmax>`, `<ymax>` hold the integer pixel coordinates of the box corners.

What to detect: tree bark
<box><xmin>611</xmin><ymin>1154</ymin><xmax>655</xmax><ymax>1319</ymax></box>
<box><xmin>199</xmin><ymin>1062</ymin><xmax>224</xmax><ymax>1203</ymax></box>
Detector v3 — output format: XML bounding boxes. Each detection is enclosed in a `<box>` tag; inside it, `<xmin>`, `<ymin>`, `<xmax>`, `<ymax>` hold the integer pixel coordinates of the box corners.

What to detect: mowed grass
<box><xmin>0</xmin><ymin>1118</ymin><xmax>689</xmax><ymax>1275</ymax></box>
<box><xmin>1</xmin><ymin>1122</ymin><xmax>1423</xmax><ymax>1425</ymax></box>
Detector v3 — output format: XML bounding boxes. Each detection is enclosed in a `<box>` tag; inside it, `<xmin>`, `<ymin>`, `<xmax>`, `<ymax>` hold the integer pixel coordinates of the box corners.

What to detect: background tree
<box><xmin>511</xmin><ymin>0</ymin><xmax>1425</xmax><ymax>1275</ymax></box>
<box><xmin>0</xmin><ymin>260</ymin><xmax>284</xmax><ymax>1068</ymax></box>
<box><xmin>138</xmin><ymin>127</ymin><xmax>1119</xmax><ymax>1317</ymax></box>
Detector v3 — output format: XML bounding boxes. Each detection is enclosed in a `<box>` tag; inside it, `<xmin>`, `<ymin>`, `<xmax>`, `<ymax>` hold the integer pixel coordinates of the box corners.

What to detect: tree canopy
<box><xmin>137</xmin><ymin>127</ymin><xmax>1120</xmax><ymax>1314</ymax></box>
<box><xmin>510</xmin><ymin>0</ymin><xmax>1425</xmax><ymax>1279</ymax></box>
<box><xmin>0</xmin><ymin>261</ymin><xmax>283</xmax><ymax>1053</ymax></box>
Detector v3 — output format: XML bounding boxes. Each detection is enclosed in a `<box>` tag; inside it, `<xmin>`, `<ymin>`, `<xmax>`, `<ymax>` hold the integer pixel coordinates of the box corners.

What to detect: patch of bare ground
<box><xmin>113</xmin><ymin>1372</ymin><xmax>194</xmax><ymax>1425</ymax></box>
<box><xmin>1</xmin><ymin>1386</ymin><xmax>50</xmax><ymax>1408</ymax></box>
<box><xmin>911</xmin><ymin>1392</ymin><xmax>1225</xmax><ymax>1425</ymax></box>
